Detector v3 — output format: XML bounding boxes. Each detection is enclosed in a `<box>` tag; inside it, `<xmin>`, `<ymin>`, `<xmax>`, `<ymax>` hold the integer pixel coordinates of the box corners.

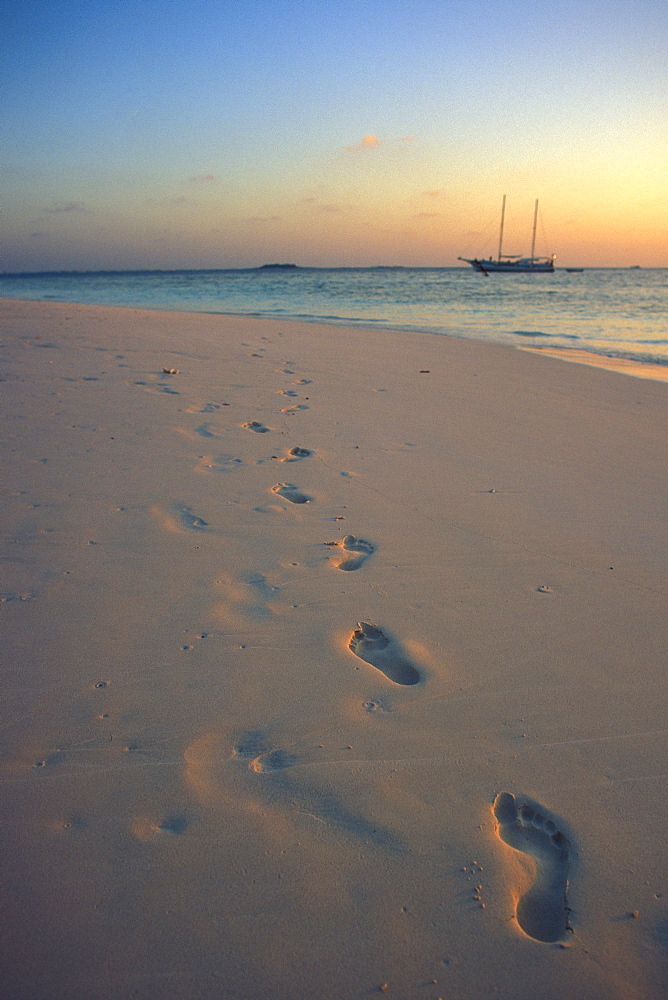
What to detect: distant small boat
<box><xmin>566</xmin><ymin>268</ymin><xmax>584</xmax><ymax>273</ymax></box>
<box><xmin>459</xmin><ymin>196</ymin><xmax>555</xmax><ymax>274</ymax></box>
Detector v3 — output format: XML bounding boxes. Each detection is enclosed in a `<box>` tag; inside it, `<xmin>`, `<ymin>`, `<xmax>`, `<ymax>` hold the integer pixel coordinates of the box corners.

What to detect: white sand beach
<box><xmin>1</xmin><ymin>298</ymin><xmax>666</xmax><ymax>1000</ymax></box>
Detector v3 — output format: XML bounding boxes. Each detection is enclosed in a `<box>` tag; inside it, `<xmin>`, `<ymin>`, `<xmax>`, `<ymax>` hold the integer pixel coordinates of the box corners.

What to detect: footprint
<box><xmin>281</xmin><ymin>446</ymin><xmax>313</xmax><ymax>463</ymax></box>
<box><xmin>362</xmin><ymin>698</ymin><xmax>391</xmax><ymax>714</ymax></box>
<box><xmin>214</xmin><ymin>573</ymin><xmax>279</xmax><ymax>623</ymax></box>
<box><xmin>348</xmin><ymin>623</ymin><xmax>420</xmax><ymax>686</ymax></box>
<box><xmin>492</xmin><ymin>791</ymin><xmax>571</xmax><ymax>943</ymax></box>
<box><xmin>232</xmin><ymin>730</ymin><xmax>298</xmax><ymax>773</ymax></box>
<box><xmin>174</xmin><ymin>505</ymin><xmax>209</xmax><ymax>531</ymax></box>
<box><xmin>243</xmin><ymin>420</ymin><xmax>270</xmax><ymax>433</ymax></box>
<box><xmin>153</xmin><ymin>504</ymin><xmax>210</xmax><ymax>532</ymax></box>
<box><xmin>271</xmin><ymin>483</ymin><xmax>312</xmax><ymax>504</ymax></box>
<box><xmin>327</xmin><ymin>535</ymin><xmax>375</xmax><ymax>571</ymax></box>
<box><xmin>196</xmin><ymin>454</ymin><xmax>243</xmax><ymax>473</ymax></box>
<box><xmin>193</xmin><ymin>423</ymin><xmax>220</xmax><ymax>438</ymax></box>
<box><xmin>131</xmin><ymin>812</ymin><xmax>190</xmax><ymax>841</ymax></box>
<box><xmin>186</xmin><ymin>402</ymin><xmax>220</xmax><ymax>414</ymax></box>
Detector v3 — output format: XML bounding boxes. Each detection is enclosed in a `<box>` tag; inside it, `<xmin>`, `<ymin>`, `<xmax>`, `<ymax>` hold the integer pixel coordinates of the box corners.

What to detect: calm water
<box><xmin>1</xmin><ymin>267</ymin><xmax>666</xmax><ymax>366</ymax></box>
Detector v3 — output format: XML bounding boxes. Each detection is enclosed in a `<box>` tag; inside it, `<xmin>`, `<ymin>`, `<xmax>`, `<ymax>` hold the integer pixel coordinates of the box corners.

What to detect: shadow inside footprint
<box><xmin>243</xmin><ymin>420</ymin><xmax>270</xmax><ymax>433</ymax></box>
<box><xmin>271</xmin><ymin>482</ymin><xmax>311</xmax><ymax>504</ymax></box>
<box><xmin>328</xmin><ymin>535</ymin><xmax>375</xmax><ymax>571</ymax></box>
<box><xmin>175</xmin><ymin>504</ymin><xmax>209</xmax><ymax>531</ymax></box>
<box><xmin>249</xmin><ymin>748</ymin><xmax>299</xmax><ymax>773</ymax></box>
<box><xmin>282</xmin><ymin>446</ymin><xmax>312</xmax><ymax>462</ymax></box>
<box><xmin>157</xmin><ymin>814</ymin><xmax>190</xmax><ymax>835</ymax></box>
<box><xmin>233</xmin><ymin>731</ymin><xmax>268</xmax><ymax>760</ymax></box>
<box><xmin>193</xmin><ymin>423</ymin><xmax>217</xmax><ymax>438</ymax></box>
<box><xmin>348</xmin><ymin>622</ymin><xmax>420</xmax><ymax>686</ymax></box>
<box><xmin>493</xmin><ymin>791</ymin><xmax>571</xmax><ymax>943</ymax></box>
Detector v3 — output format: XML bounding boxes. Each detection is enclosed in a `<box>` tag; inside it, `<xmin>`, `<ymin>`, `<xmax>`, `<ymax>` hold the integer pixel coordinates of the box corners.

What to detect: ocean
<box><xmin>1</xmin><ymin>266</ymin><xmax>666</xmax><ymax>368</ymax></box>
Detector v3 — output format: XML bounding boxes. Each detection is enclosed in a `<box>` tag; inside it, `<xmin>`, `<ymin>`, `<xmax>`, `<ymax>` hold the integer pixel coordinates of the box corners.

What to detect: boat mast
<box><xmin>530</xmin><ymin>199</ymin><xmax>538</xmax><ymax>259</ymax></box>
<box><xmin>497</xmin><ymin>194</ymin><xmax>506</xmax><ymax>262</ymax></box>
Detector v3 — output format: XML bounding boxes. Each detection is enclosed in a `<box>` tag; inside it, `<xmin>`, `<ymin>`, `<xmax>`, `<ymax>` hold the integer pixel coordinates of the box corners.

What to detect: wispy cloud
<box><xmin>302</xmin><ymin>199</ymin><xmax>355</xmax><ymax>214</ymax></box>
<box><xmin>189</xmin><ymin>173</ymin><xmax>216</xmax><ymax>183</ymax></box>
<box><xmin>346</xmin><ymin>134</ymin><xmax>382</xmax><ymax>151</ymax></box>
<box><xmin>44</xmin><ymin>202</ymin><xmax>87</xmax><ymax>214</ymax></box>
<box><xmin>345</xmin><ymin>134</ymin><xmax>416</xmax><ymax>153</ymax></box>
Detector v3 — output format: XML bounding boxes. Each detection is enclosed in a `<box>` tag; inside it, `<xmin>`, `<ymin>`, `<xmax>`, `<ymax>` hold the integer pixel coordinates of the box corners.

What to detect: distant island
<box><xmin>259</xmin><ymin>263</ymin><xmax>299</xmax><ymax>270</ymax></box>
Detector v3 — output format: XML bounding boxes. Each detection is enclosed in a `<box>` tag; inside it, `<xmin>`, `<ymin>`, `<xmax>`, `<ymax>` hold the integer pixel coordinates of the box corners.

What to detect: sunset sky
<box><xmin>2</xmin><ymin>0</ymin><xmax>666</xmax><ymax>270</ymax></box>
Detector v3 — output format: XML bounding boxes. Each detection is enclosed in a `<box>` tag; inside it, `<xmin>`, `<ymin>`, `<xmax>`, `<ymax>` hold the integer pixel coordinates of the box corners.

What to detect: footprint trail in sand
<box><xmin>348</xmin><ymin>622</ymin><xmax>420</xmax><ymax>686</ymax></box>
<box><xmin>493</xmin><ymin>791</ymin><xmax>571</xmax><ymax>943</ymax></box>
<box><xmin>327</xmin><ymin>535</ymin><xmax>375</xmax><ymax>571</ymax></box>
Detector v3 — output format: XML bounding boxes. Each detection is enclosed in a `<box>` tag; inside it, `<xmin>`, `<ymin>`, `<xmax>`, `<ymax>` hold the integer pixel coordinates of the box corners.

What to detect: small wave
<box><xmin>597</xmin><ymin>350</ymin><xmax>668</xmax><ymax>367</ymax></box>
<box><xmin>261</xmin><ymin>310</ymin><xmax>388</xmax><ymax>324</ymax></box>
<box><xmin>511</xmin><ymin>330</ymin><xmax>579</xmax><ymax>340</ymax></box>
<box><xmin>531</xmin><ymin>345</ymin><xmax>668</xmax><ymax>368</ymax></box>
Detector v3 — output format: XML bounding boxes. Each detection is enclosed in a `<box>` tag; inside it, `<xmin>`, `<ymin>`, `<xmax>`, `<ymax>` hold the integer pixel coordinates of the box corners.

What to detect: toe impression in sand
<box><xmin>348</xmin><ymin>622</ymin><xmax>421</xmax><ymax>686</ymax></box>
<box><xmin>493</xmin><ymin>791</ymin><xmax>571</xmax><ymax>943</ymax></box>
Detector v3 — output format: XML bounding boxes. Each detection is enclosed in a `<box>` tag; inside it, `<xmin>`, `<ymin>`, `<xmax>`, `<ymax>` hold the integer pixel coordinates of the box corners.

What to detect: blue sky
<box><xmin>2</xmin><ymin>0</ymin><xmax>666</xmax><ymax>269</ymax></box>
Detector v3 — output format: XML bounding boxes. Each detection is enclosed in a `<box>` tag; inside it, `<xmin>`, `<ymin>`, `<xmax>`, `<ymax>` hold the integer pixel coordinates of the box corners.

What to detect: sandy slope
<box><xmin>1</xmin><ymin>299</ymin><xmax>666</xmax><ymax>1000</ymax></box>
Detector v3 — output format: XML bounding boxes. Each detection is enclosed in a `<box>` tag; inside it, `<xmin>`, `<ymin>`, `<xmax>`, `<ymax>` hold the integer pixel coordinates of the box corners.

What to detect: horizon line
<box><xmin>1</xmin><ymin>264</ymin><xmax>662</xmax><ymax>277</ymax></box>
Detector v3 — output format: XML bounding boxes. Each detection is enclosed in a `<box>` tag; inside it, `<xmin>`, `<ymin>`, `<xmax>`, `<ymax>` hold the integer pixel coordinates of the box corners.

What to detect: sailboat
<box><xmin>459</xmin><ymin>196</ymin><xmax>556</xmax><ymax>273</ymax></box>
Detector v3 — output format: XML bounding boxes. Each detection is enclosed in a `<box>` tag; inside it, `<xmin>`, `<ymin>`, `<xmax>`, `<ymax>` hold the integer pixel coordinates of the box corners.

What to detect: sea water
<box><xmin>1</xmin><ymin>267</ymin><xmax>666</xmax><ymax>367</ymax></box>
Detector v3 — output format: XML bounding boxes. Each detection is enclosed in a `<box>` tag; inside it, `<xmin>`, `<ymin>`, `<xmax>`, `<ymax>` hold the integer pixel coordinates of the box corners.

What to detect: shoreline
<box><xmin>521</xmin><ymin>345</ymin><xmax>668</xmax><ymax>382</ymax></box>
<box><xmin>1</xmin><ymin>298</ymin><xmax>666</xmax><ymax>1000</ymax></box>
<box><xmin>2</xmin><ymin>295</ymin><xmax>667</xmax><ymax>383</ymax></box>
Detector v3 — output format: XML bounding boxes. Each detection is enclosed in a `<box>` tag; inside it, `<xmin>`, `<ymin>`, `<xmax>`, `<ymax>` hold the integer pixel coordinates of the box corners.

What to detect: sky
<box><xmin>1</xmin><ymin>0</ymin><xmax>666</xmax><ymax>270</ymax></box>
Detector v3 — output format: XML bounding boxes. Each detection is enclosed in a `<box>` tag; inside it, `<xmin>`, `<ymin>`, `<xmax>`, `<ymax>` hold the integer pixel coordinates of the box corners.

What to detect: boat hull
<box><xmin>459</xmin><ymin>257</ymin><xmax>555</xmax><ymax>274</ymax></box>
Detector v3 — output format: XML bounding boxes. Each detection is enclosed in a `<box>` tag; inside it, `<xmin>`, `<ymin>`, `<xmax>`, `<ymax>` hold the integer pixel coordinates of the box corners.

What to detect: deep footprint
<box><xmin>493</xmin><ymin>791</ymin><xmax>571</xmax><ymax>943</ymax></box>
<box><xmin>271</xmin><ymin>483</ymin><xmax>311</xmax><ymax>504</ymax></box>
<box><xmin>327</xmin><ymin>535</ymin><xmax>375</xmax><ymax>571</ymax></box>
<box><xmin>281</xmin><ymin>446</ymin><xmax>313</xmax><ymax>462</ymax></box>
<box><xmin>243</xmin><ymin>420</ymin><xmax>270</xmax><ymax>433</ymax></box>
<box><xmin>348</xmin><ymin>622</ymin><xmax>420</xmax><ymax>686</ymax></box>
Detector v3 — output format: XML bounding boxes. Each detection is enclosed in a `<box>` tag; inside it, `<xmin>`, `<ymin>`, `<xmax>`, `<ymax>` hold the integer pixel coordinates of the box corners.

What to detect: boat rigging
<box><xmin>459</xmin><ymin>196</ymin><xmax>556</xmax><ymax>274</ymax></box>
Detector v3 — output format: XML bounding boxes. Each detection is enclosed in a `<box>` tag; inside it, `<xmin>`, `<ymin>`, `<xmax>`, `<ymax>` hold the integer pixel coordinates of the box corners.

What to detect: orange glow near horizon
<box><xmin>2</xmin><ymin>2</ymin><xmax>666</xmax><ymax>271</ymax></box>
